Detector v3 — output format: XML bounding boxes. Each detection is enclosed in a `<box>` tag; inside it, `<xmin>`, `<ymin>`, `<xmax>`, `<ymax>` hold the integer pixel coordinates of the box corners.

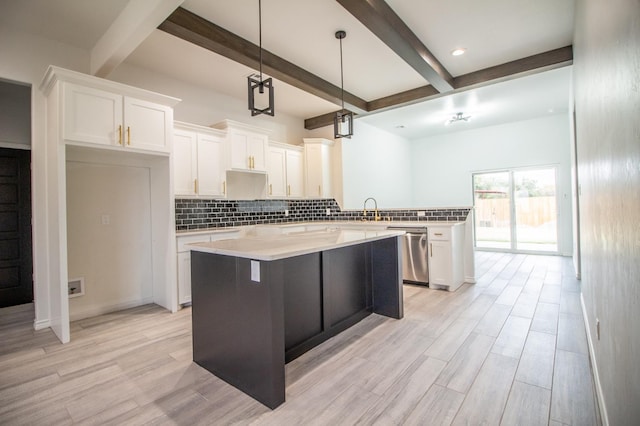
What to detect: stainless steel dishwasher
<box><xmin>388</xmin><ymin>226</ymin><xmax>429</xmax><ymax>285</ymax></box>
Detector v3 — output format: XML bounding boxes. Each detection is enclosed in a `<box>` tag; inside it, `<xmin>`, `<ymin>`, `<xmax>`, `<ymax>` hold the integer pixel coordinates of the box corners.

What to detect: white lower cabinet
<box><xmin>428</xmin><ymin>224</ymin><xmax>465</xmax><ymax>291</ymax></box>
<box><xmin>176</xmin><ymin>230</ymin><xmax>240</xmax><ymax>305</ymax></box>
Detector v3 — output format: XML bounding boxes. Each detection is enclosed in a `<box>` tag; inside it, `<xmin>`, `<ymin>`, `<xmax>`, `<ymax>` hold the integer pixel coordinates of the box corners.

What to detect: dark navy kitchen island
<box><xmin>188</xmin><ymin>228</ymin><xmax>404</xmax><ymax>409</ymax></box>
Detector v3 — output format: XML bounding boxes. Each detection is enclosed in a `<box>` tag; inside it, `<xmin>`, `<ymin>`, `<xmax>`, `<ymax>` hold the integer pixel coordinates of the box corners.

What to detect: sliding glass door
<box><xmin>473</xmin><ymin>167</ymin><xmax>558</xmax><ymax>253</ymax></box>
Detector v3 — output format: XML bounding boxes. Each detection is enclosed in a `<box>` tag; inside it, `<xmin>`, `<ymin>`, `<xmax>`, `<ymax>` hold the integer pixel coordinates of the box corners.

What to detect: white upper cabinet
<box><xmin>173</xmin><ymin>129</ymin><xmax>198</xmax><ymax>196</ymax></box>
<box><xmin>267</xmin><ymin>143</ymin><xmax>304</xmax><ymax>198</ymax></box>
<box><xmin>212</xmin><ymin>120</ymin><xmax>270</xmax><ymax>172</ymax></box>
<box><xmin>303</xmin><ymin>138</ymin><xmax>334</xmax><ymax>198</ymax></box>
<box><xmin>173</xmin><ymin>122</ymin><xmax>227</xmax><ymax>198</ymax></box>
<box><xmin>63</xmin><ymin>82</ymin><xmax>172</xmax><ymax>154</ymax></box>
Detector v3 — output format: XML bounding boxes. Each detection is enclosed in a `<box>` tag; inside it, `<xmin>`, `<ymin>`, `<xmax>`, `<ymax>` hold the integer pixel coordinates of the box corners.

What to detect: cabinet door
<box><xmin>305</xmin><ymin>144</ymin><xmax>331</xmax><ymax>198</ymax></box>
<box><xmin>197</xmin><ymin>133</ymin><xmax>226</xmax><ymax>197</ymax></box>
<box><xmin>247</xmin><ymin>134</ymin><xmax>267</xmax><ymax>171</ymax></box>
<box><xmin>429</xmin><ymin>240</ymin><xmax>452</xmax><ymax>286</ymax></box>
<box><xmin>286</xmin><ymin>150</ymin><xmax>304</xmax><ymax>197</ymax></box>
<box><xmin>267</xmin><ymin>147</ymin><xmax>287</xmax><ymax>197</ymax></box>
<box><xmin>173</xmin><ymin>129</ymin><xmax>197</xmax><ymax>196</ymax></box>
<box><xmin>63</xmin><ymin>83</ymin><xmax>122</xmax><ymax>146</ymax></box>
<box><xmin>177</xmin><ymin>251</ymin><xmax>192</xmax><ymax>304</ymax></box>
<box><xmin>229</xmin><ymin>130</ymin><xmax>249</xmax><ymax>170</ymax></box>
<box><xmin>124</xmin><ymin>96</ymin><xmax>171</xmax><ymax>153</ymax></box>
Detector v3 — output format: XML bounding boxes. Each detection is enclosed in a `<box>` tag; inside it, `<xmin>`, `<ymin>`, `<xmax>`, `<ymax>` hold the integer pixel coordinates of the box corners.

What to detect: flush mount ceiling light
<box><xmin>451</xmin><ymin>48</ymin><xmax>466</xmax><ymax>56</ymax></box>
<box><xmin>334</xmin><ymin>30</ymin><xmax>353</xmax><ymax>139</ymax></box>
<box><xmin>445</xmin><ymin>112</ymin><xmax>471</xmax><ymax>125</ymax></box>
<box><xmin>247</xmin><ymin>0</ymin><xmax>274</xmax><ymax>116</ymax></box>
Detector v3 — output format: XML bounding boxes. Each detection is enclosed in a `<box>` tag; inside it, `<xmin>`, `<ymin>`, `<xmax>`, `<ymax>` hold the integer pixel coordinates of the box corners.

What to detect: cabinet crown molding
<box><xmin>210</xmin><ymin>119</ymin><xmax>273</xmax><ymax>136</ymax></box>
<box><xmin>174</xmin><ymin>120</ymin><xmax>226</xmax><ymax>137</ymax></box>
<box><xmin>303</xmin><ymin>137</ymin><xmax>334</xmax><ymax>146</ymax></box>
<box><xmin>269</xmin><ymin>141</ymin><xmax>303</xmax><ymax>151</ymax></box>
<box><xmin>39</xmin><ymin>65</ymin><xmax>181</xmax><ymax>107</ymax></box>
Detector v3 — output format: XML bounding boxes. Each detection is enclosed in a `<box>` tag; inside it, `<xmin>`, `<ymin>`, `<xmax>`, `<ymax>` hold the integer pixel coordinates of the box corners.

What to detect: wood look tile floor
<box><xmin>0</xmin><ymin>253</ymin><xmax>601</xmax><ymax>425</ymax></box>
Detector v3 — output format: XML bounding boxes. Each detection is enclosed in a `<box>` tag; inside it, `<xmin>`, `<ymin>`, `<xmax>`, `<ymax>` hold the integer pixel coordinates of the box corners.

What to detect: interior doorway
<box><xmin>0</xmin><ymin>148</ymin><xmax>33</xmax><ymax>308</ymax></box>
<box><xmin>473</xmin><ymin>167</ymin><xmax>559</xmax><ymax>253</ymax></box>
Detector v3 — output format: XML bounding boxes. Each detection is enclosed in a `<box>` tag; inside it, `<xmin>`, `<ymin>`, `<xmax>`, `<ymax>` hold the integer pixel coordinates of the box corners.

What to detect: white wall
<box><xmin>340</xmin><ymin>121</ymin><xmax>413</xmax><ymax>209</ymax></box>
<box><xmin>109</xmin><ymin>63</ymin><xmax>308</xmax><ymax>146</ymax></box>
<box><xmin>0</xmin><ymin>26</ymin><xmax>89</xmax><ymax>329</ymax></box>
<box><xmin>0</xmin><ymin>80</ymin><xmax>31</xmax><ymax>148</ymax></box>
<box><xmin>410</xmin><ymin>114</ymin><xmax>573</xmax><ymax>255</ymax></box>
<box><xmin>574</xmin><ymin>0</ymin><xmax>640</xmax><ymax>424</ymax></box>
<box><xmin>66</xmin><ymin>162</ymin><xmax>153</xmax><ymax>321</ymax></box>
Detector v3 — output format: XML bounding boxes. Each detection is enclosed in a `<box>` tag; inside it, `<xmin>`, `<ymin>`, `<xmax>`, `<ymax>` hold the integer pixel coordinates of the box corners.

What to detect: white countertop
<box><xmin>186</xmin><ymin>228</ymin><xmax>405</xmax><ymax>261</ymax></box>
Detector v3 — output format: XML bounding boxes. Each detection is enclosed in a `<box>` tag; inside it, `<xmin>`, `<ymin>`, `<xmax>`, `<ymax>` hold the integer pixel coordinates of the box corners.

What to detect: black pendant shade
<box><xmin>248</xmin><ymin>0</ymin><xmax>274</xmax><ymax>117</ymax></box>
<box><xmin>334</xmin><ymin>30</ymin><xmax>353</xmax><ymax>138</ymax></box>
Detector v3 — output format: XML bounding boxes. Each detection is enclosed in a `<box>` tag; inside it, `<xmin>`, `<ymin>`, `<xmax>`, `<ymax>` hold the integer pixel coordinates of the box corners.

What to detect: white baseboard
<box><xmin>580</xmin><ymin>294</ymin><xmax>609</xmax><ymax>426</ymax></box>
<box><xmin>69</xmin><ymin>297</ymin><xmax>154</xmax><ymax>322</ymax></box>
<box><xmin>33</xmin><ymin>318</ymin><xmax>51</xmax><ymax>330</ymax></box>
<box><xmin>465</xmin><ymin>276</ymin><xmax>476</xmax><ymax>284</ymax></box>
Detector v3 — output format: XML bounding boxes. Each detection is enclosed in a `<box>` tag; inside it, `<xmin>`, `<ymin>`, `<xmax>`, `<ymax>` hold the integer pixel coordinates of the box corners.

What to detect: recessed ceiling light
<box><xmin>451</xmin><ymin>48</ymin><xmax>466</xmax><ymax>56</ymax></box>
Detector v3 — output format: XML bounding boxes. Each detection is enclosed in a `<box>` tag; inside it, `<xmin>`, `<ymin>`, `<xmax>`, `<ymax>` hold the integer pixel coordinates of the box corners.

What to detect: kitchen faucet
<box><xmin>363</xmin><ymin>197</ymin><xmax>381</xmax><ymax>221</ymax></box>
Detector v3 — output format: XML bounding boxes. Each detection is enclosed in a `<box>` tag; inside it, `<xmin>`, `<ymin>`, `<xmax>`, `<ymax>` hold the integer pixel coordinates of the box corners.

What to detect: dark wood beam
<box><xmin>304</xmin><ymin>46</ymin><xmax>573</xmax><ymax>129</ymax></box>
<box><xmin>336</xmin><ymin>0</ymin><xmax>454</xmax><ymax>93</ymax></box>
<box><xmin>158</xmin><ymin>7</ymin><xmax>368</xmax><ymax>113</ymax></box>
<box><xmin>453</xmin><ymin>46</ymin><xmax>573</xmax><ymax>89</ymax></box>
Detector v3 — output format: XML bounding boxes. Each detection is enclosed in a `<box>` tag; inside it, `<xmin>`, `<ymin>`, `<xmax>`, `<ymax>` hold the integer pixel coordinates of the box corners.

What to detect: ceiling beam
<box><xmin>304</xmin><ymin>46</ymin><xmax>573</xmax><ymax>130</ymax></box>
<box><xmin>91</xmin><ymin>0</ymin><xmax>184</xmax><ymax>77</ymax></box>
<box><xmin>158</xmin><ymin>7</ymin><xmax>368</xmax><ymax>113</ymax></box>
<box><xmin>336</xmin><ymin>0</ymin><xmax>454</xmax><ymax>93</ymax></box>
<box><xmin>452</xmin><ymin>46</ymin><xmax>573</xmax><ymax>89</ymax></box>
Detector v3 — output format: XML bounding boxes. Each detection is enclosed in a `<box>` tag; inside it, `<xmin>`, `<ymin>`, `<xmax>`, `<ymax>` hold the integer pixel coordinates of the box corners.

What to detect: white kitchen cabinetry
<box><xmin>428</xmin><ymin>224</ymin><xmax>465</xmax><ymax>291</ymax></box>
<box><xmin>176</xmin><ymin>230</ymin><xmax>240</xmax><ymax>304</ymax></box>
<box><xmin>63</xmin><ymin>82</ymin><xmax>172</xmax><ymax>153</ymax></box>
<box><xmin>303</xmin><ymin>138</ymin><xmax>334</xmax><ymax>198</ymax></box>
<box><xmin>267</xmin><ymin>143</ymin><xmax>304</xmax><ymax>197</ymax></box>
<box><xmin>174</xmin><ymin>122</ymin><xmax>227</xmax><ymax>197</ymax></box>
<box><xmin>212</xmin><ymin>120</ymin><xmax>269</xmax><ymax>172</ymax></box>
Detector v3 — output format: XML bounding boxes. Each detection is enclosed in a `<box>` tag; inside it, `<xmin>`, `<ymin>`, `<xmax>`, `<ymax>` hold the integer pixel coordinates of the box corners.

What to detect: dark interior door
<box><xmin>0</xmin><ymin>148</ymin><xmax>32</xmax><ymax>308</ymax></box>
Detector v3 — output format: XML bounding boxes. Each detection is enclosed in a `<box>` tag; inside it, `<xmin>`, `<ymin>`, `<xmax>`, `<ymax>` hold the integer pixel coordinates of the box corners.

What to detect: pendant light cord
<box><xmin>258</xmin><ymin>0</ymin><xmax>263</xmax><ymax>82</ymax></box>
<box><xmin>339</xmin><ymin>35</ymin><xmax>344</xmax><ymax>112</ymax></box>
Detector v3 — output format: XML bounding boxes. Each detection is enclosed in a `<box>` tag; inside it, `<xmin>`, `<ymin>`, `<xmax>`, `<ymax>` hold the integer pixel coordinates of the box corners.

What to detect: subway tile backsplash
<box><xmin>175</xmin><ymin>198</ymin><xmax>471</xmax><ymax>231</ymax></box>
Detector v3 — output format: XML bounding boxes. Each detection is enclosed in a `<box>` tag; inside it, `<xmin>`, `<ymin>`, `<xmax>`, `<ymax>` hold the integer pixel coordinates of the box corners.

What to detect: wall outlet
<box><xmin>284</xmin><ymin>209</ymin><xmax>289</xmax><ymax>217</ymax></box>
<box><xmin>417</xmin><ymin>211</ymin><xmax>426</xmax><ymax>217</ymax></box>
<box><xmin>326</xmin><ymin>208</ymin><xmax>331</xmax><ymax>216</ymax></box>
<box><xmin>101</xmin><ymin>214</ymin><xmax>110</xmax><ymax>225</ymax></box>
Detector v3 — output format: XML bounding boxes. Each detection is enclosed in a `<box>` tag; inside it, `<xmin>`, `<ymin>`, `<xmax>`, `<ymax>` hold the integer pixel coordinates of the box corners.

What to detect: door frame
<box><xmin>472</xmin><ymin>164</ymin><xmax>561</xmax><ymax>255</ymax></box>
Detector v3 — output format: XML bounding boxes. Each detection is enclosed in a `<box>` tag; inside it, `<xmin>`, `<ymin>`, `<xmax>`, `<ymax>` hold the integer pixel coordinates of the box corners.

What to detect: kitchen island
<box><xmin>187</xmin><ymin>227</ymin><xmax>404</xmax><ymax>409</ymax></box>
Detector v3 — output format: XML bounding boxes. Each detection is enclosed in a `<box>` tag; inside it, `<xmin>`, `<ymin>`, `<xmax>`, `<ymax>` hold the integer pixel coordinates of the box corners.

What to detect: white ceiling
<box><xmin>2</xmin><ymin>0</ymin><xmax>575</xmax><ymax>140</ymax></box>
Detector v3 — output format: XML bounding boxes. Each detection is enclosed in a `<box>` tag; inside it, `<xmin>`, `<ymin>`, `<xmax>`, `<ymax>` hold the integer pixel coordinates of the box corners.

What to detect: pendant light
<box><xmin>248</xmin><ymin>0</ymin><xmax>274</xmax><ymax>116</ymax></box>
<box><xmin>334</xmin><ymin>30</ymin><xmax>353</xmax><ymax>138</ymax></box>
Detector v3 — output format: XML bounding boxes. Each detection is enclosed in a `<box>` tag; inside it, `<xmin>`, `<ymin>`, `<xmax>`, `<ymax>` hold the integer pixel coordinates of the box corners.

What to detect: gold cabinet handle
<box><xmin>126</xmin><ymin>126</ymin><xmax>131</xmax><ymax>145</ymax></box>
<box><xmin>287</xmin><ymin>184</ymin><xmax>291</xmax><ymax>196</ymax></box>
<box><xmin>118</xmin><ymin>125</ymin><xmax>122</xmax><ymax>145</ymax></box>
<box><xmin>248</xmin><ymin>156</ymin><xmax>251</xmax><ymax>169</ymax></box>
<box><xmin>318</xmin><ymin>185</ymin><xmax>321</xmax><ymax>196</ymax></box>
<box><xmin>434</xmin><ymin>232</ymin><xmax>443</xmax><ymax>236</ymax></box>
<box><xmin>430</xmin><ymin>243</ymin><xmax>433</xmax><ymax>257</ymax></box>
<box><xmin>222</xmin><ymin>181</ymin><xmax>226</xmax><ymax>195</ymax></box>
<box><xmin>194</xmin><ymin>179</ymin><xmax>198</xmax><ymax>194</ymax></box>
<box><xmin>269</xmin><ymin>183</ymin><xmax>272</xmax><ymax>195</ymax></box>
<box><xmin>251</xmin><ymin>156</ymin><xmax>255</xmax><ymax>169</ymax></box>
